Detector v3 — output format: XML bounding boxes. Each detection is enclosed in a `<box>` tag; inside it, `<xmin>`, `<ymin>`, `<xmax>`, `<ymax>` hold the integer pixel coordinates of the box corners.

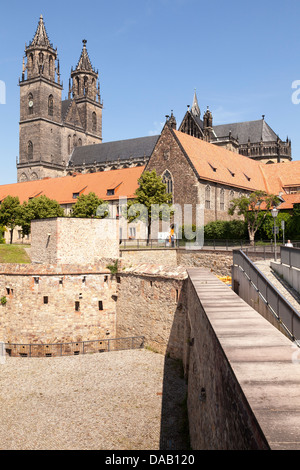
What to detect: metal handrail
<box><xmin>233</xmin><ymin>250</ymin><xmax>300</xmax><ymax>342</ymax></box>
<box><xmin>119</xmin><ymin>238</ymin><xmax>300</xmax><ymax>251</ymax></box>
<box><xmin>280</xmin><ymin>246</ymin><xmax>300</xmax><ymax>270</ymax></box>
<box><xmin>4</xmin><ymin>336</ymin><xmax>145</xmax><ymax>358</ymax></box>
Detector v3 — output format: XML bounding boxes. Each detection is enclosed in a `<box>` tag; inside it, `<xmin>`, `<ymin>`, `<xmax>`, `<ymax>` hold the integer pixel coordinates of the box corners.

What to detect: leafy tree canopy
<box><xmin>72</xmin><ymin>192</ymin><xmax>109</xmax><ymax>218</ymax></box>
<box><xmin>0</xmin><ymin>196</ymin><xmax>22</xmax><ymax>243</ymax></box>
<box><xmin>19</xmin><ymin>195</ymin><xmax>65</xmax><ymax>236</ymax></box>
<box><xmin>123</xmin><ymin>170</ymin><xmax>173</xmax><ymax>242</ymax></box>
<box><xmin>228</xmin><ymin>190</ymin><xmax>280</xmax><ymax>244</ymax></box>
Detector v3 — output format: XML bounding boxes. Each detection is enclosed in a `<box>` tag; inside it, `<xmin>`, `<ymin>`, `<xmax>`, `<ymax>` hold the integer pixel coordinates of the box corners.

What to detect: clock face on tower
<box><xmin>29</xmin><ymin>101</ymin><xmax>33</xmax><ymax>107</ymax></box>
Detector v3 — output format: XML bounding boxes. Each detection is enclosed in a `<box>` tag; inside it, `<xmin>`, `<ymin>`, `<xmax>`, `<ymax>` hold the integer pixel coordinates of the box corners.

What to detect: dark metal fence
<box><xmin>4</xmin><ymin>336</ymin><xmax>145</xmax><ymax>358</ymax></box>
<box><xmin>232</xmin><ymin>250</ymin><xmax>300</xmax><ymax>342</ymax></box>
<box><xmin>120</xmin><ymin>238</ymin><xmax>300</xmax><ymax>252</ymax></box>
<box><xmin>280</xmin><ymin>246</ymin><xmax>300</xmax><ymax>269</ymax></box>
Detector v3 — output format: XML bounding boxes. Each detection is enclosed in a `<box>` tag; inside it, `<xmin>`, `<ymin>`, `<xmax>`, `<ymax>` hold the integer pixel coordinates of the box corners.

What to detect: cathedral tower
<box><xmin>69</xmin><ymin>40</ymin><xmax>102</xmax><ymax>142</ymax></box>
<box><xmin>18</xmin><ymin>15</ymin><xmax>65</xmax><ymax>182</ymax></box>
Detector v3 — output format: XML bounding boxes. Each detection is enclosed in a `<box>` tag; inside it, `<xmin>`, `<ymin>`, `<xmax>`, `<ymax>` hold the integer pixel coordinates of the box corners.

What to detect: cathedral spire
<box><xmin>75</xmin><ymin>39</ymin><xmax>96</xmax><ymax>73</ymax></box>
<box><xmin>71</xmin><ymin>40</ymin><xmax>99</xmax><ymax>100</ymax></box>
<box><xmin>23</xmin><ymin>15</ymin><xmax>59</xmax><ymax>83</ymax></box>
<box><xmin>191</xmin><ymin>89</ymin><xmax>200</xmax><ymax>118</ymax></box>
<box><xmin>29</xmin><ymin>14</ymin><xmax>53</xmax><ymax>49</ymax></box>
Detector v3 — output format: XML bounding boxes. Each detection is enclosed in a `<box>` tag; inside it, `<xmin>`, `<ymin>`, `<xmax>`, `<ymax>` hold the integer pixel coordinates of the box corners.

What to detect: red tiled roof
<box><xmin>0</xmin><ymin>166</ymin><xmax>144</xmax><ymax>205</ymax></box>
<box><xmin>173</xmin><ymin>129</ymin><xmax>300</xmax><ymax>209</ymax></box>
<box><xmin>173</xmin><ymin>130</ymin><xmax>267</xmax><ymax>191</ymax></box>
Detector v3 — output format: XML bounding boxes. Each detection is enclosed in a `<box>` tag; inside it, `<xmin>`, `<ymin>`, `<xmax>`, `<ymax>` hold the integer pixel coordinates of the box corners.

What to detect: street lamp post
<box><xmin>271</xmin><ymin>207</ymin><xmax>279</xmax><ymax>262</ymax></box>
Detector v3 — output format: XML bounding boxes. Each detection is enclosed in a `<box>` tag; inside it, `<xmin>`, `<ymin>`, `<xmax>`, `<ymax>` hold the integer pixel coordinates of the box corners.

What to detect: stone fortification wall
<box><xmin>121</xmin><ymin>248</ymin><xmax>233</xmax><ymax>276</ymax></box>
<box><xmin>183</xmin><ymin>268</ymin><xmax>300</xmax><ymax>450</ymax></box>
<box><xmin>177</xmin><ymin>249</ymin><xmax>232</xmax><ymax>276</ymax></box>
<box><xmin>0</xmin><ymin>263</ymin><xmax>117</xmax><ymax>346</ymax></box>
<box><xmin>31</xmin><ymin>217</ymin><xmax>119</xmax><ymax>265</ymax></box>
<box><xmin>120</xmin><ymin>248</ymin><xmax>177</xmax><ymax>267</ymax></box>
<box><xmin>116</xmin><ymin>264</ymin><xmax>187</xmax><ymax>358</ymax></box>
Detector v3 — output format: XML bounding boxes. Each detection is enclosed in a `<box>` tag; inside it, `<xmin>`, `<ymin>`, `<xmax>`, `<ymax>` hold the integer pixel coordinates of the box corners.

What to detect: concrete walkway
<box><xmin>254</xmin><ymin>259</ymin><xmax>300</xmax><ymax>314</ymax></box>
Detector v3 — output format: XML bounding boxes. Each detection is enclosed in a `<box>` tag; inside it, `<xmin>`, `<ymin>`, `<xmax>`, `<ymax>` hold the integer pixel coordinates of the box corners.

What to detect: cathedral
<box><xmin>17</xmin><ymin>15</ymin><xmax>293</xmax><ymax>184</ymax></box>
<box><xmin>178</xmin><ymin>92</ymin><xmax>292</xmax><ymax>164</ymax></box>
<box><xmin>17</xmin><ymin>15</ymin><xmax>103</xmax><ymax>182</ymax></box>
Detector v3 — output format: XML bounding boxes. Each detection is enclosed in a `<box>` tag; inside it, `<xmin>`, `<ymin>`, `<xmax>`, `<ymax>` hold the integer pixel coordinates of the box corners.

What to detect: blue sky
<box><xmin>1</xmin><ymin>0</ymin><xmax>300</xmax><ymax>184</ymax></box>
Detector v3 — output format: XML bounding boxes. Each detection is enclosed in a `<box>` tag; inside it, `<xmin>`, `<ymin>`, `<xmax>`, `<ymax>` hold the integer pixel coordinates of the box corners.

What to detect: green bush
<box><xmin>204</xmin><ymin>220</ymin><xmax>247</xmax><ymax>240</ymax></box>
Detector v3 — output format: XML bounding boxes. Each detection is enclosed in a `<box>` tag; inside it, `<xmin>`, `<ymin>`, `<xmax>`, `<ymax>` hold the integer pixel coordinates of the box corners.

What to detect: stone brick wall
<box><xmin>120</xmin><ymin>248</ymin><xmax>178</xmax><ymax>267</ymax></box>
<box><xmin>121</xmin><ymin>248</ymin><xmax>233</xmax><ymax>276</ymax></box>
<box><xmin>116</xmin><ymin>265</ymin><xmax>188</xmax><ymax>357</ymax></box>
<box><xmin>183</xmin><ymin>276</ymin><xmax>270</xmax><ymax>449</ymax></box>
<box><xmin>31</xmin><ymin>218</ymin><xmax>120</xmax><ymax>264</ymax></box>
<box><xmin>177</xmin><ymin>249</ymin><xmax>233</xmax><ymax>276</ymax></box>
<box><xmin>0</xmin><ymin>264</ymin><xmax>117</xmax><ymax>345</ymax></box>
<box><xmin>146</xmin><ymin>125</ymin><xmax>201</xmax><ymax>225</ymax></box>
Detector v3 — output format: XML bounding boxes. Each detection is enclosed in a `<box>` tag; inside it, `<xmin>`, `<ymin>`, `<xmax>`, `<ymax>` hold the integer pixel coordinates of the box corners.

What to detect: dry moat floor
<box><xmin>0</xmin><ymin>349</ymin><xmax>189</xmax><ymax>450</ymax></box>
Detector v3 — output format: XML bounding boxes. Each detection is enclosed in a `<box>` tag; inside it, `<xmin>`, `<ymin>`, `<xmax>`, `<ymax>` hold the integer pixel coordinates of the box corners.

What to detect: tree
<box><xmin>19</xmin><ymin>195</ymin><xmax>65</xmax><ymax>237</ymax></box>
<box><xmin>0</xmin><ymin>196</ymin><xmax>22</xmax><ymax>244</ymax></box>
<box><xmin>288</xmin><ymin>203</ymin><xmax>300</xmax><ymax>239</ymax></box>
<box><xmin>228</xmin><ymin>190</ymin><xmax>280</xmax><ymax>245</ymax></box>
<box><xmin>257</xmin><ymin>211</ymin><xmax>292</xmax><ymax>241</ymax></box>
<box><xmin>71</xmin><ymin>192</ymin><xmax>109</xmax><ymax>218</ymax></box>
<box><xmin>123</xmin><ymin>170</ymin><xmax>173</xmax><ymax>244</ymax></box>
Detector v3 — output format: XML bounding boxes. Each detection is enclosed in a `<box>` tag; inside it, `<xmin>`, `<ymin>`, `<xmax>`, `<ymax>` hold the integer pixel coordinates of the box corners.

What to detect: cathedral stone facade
<box><xmin>17</xmin><ymin>15</ymin><xmax>102</xmax><ymax>183</ymax></box>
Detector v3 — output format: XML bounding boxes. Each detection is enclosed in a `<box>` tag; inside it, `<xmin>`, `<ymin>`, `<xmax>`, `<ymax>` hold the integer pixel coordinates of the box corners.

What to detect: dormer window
<box><xmin>107</xmin><ymin>189</ymin><xmax>115</xmax><ymax>196</ymax></box>
<box><xmin>208</xmin><ymin>162</ymin><xmax>217</xmax><ymax>172</ymax></box>
<box><xmin>73</xmin><ymin>192</ymin><xmax>80</xmax><ymax>199</ymax></box>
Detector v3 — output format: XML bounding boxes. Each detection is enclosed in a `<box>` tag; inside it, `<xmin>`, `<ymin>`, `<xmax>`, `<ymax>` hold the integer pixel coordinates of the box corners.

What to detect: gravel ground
<box><xmin>0</xmin><ymin>349</ymin><xmax>188</xmax><ymax>450</ymax></box>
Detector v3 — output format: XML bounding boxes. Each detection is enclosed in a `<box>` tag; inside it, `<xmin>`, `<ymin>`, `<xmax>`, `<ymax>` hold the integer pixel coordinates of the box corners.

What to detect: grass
<box><xmin>0</xmin><ymin>244</ymin><xmax>31</xmax><ymax>264</ymax></box>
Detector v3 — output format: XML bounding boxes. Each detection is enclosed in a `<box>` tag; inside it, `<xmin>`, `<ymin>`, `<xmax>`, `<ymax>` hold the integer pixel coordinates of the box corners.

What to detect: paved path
<box><xmin>254</xmin><ymin>259</ymin><xmax>300</xmax><ymax>313</ymax></box>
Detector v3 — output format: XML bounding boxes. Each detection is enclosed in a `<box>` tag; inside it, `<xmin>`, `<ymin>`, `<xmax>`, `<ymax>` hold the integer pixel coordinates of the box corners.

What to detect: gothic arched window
<box><xmin>28</xmin><ymin>93</ymin><xmax>33</xmax><ymax>115</ymax></box>
<box><xmin>205</xmin><ymin>185</ymin><xmax>211</xmax><ymax>209</ymax></box>
<box><xmin>48</xmin><ymin>94</ymin><xmax>53</xmax><ymax>116</ymax></box>
<box><xmin>162</xmin><ymin>170</ymin><xmax>173</xmax><ymax>196</ymax></box>
<box><xmin>28</xmin><ymin>53</ymin><xmax>34</xmax><ymax>71</ymax></box>
<box><xmin>76</xmin><ymin>77</ymin><xmax>80</xmax><ymax>95</ymax></box>
<box><xmin>84</xmin><ymin>76</ymin><xmax>88</xmax><ymax>96</ymax></box>
<box><xmin>49</xmin><ymin>56</ymin><xmax>53</xmax><ymax>77</ymax></box>
<box><xmin>68</xmin><ymin>135</ymin><xmax>71</xmax><ymax>154</ymax></box>
<box><xmin>28</xmin><ymin>141</ymin><xmax>33</xmax><ymax>160</ymax></box>
<box><xmin>220</xmin><ymin>188</ymin><xmax>225</xmax><ymax>211</ymax></box>
<box><xmin>78</xmin><ymin>138</ymin><xmax>82</xmax><ymax>146</ymax></box>
<box><xmin>92</xmin><ymin>112</ymin><xmax>97</xmax><ymax>132</ymax></box>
